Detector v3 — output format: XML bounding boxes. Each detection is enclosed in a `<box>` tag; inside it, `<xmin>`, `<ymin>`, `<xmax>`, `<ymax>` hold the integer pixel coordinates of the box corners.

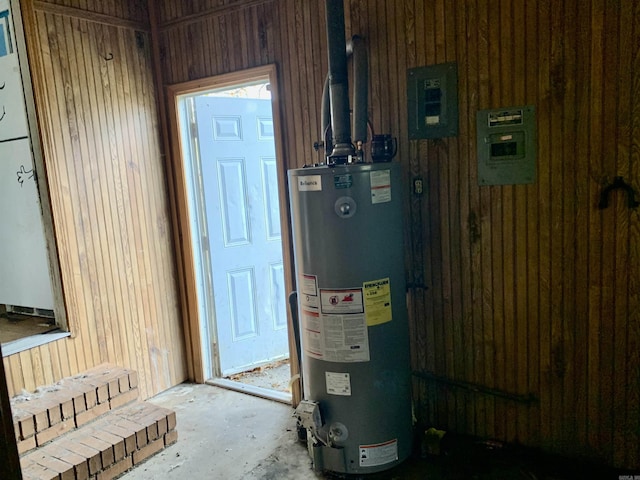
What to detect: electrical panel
<box><xmin>407</xmin><ymin>63</ymin><xmax>458</xmax><ymax>139</ymax></box>
<box><xmin>476</xmin><ymin>105</ymin><xmax>536</xmax><ymax>185</ymax></box>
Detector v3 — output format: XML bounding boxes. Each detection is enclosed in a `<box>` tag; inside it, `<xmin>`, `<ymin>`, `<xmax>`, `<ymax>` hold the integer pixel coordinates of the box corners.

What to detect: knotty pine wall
<box><xmin>156</xmin><ymin>0</ymin><xmax>640</xmax><ymax>469</ymax></box>
<box><xmin>2</xmin><ymin>0</ymin><xmax>187</xmax><ymax>400</ymax></box>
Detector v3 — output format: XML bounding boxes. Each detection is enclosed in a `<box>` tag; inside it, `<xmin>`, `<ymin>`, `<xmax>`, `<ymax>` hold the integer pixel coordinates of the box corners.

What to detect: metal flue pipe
<box><xmin>347</xmin><ymin>35</ymin><xmax>368</xmax><ymax>145</ymax></box>
<box><xmin>325</xmin><ymin>0</ymin><xmax>354</xmax><ymax>163</ymax></box>
<box><xmin>321</xmin><ymin>35</ymin><xmax>369</xmax><ymax>152</ymax></box>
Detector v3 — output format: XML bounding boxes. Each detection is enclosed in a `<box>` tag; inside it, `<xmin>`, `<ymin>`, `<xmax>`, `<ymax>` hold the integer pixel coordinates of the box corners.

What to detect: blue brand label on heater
<box><xmin>334</xmin><ymin>174</ymin><xmax>353</xmax><ymax>189</ymax></box>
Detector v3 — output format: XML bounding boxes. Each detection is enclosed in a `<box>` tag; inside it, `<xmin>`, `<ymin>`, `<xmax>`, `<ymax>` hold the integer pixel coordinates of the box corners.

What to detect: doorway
<box><xmin>169</xmin><ymin>66</ymin><xmax>294</xmax><ymax>403</ymax></box>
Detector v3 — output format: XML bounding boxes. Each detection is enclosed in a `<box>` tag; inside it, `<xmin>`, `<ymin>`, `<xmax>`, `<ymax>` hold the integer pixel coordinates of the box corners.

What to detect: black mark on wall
<box><xmin>16</xmin><ymin>165</ymin><xmax>34</xmax><ymax>186</ymax></box>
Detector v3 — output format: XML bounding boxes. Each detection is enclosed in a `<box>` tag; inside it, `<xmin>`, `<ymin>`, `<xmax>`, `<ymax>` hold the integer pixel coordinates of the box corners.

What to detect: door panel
<box><xmin>195</xmin><ymin>95</ymin><xmax>288</xmax><ymax>376</ymax></box>
<box><xmin>217</xmin><ymin>158</ymin><xmax>250</xmax><ymax>246</ymax></box>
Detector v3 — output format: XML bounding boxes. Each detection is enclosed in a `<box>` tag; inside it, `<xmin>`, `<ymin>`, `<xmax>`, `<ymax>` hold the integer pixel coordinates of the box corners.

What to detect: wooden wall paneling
<box><xmin>68</xmin><ymin>16</ymin><xmax>112</xmax><ymax>368</ymax></box>
<box><xmin>499</xmin><ymin>0</ymin><xmax>517</xmax><ymax>445</ymax></box>
<box><xmin>612</xmin><ymin>0</ymin><xmax>633</xmax><ymax>466</ymax></box>
<box><xmin>259</xmin><ymin>3</ymin><xmax>273</xmax><ymax>65</ymax></box>
<box><xmin>455</xmin><ymin>0</ymin><xmax>474</xmax><ymax>438</ymax></box>
<box><xmin>18</xmin><ymin>351</ymin><xmax>35</xmax><ymax>392</ymax></box>
<box><xmin>32</xmin><ymin>1</ymin><xmax>150</xmax><ymax>31</ymax></box>
<box><xmin>2</xmin><ymin>357</ymin><xmax>14</xmax><ymax>398</ymax></box>
<box><xmin>125</xmin><ymin>26</ymin><xmax>165</xmax><ymax>392</ymax></box>
<box><xmin>444</xmin><ymin>0</ymin><xmax>464</xmax><ymax>434</ymax></box>
<box><xmin>301</xmin><ymin>1</ymin><xmax>318</xmax><ymax>156</ymax></box>
<box><xmin>148</xmin><ymin>0</ymin><xmax>199</xmax><ymax>385</ymax></box>
<box><xmin>218</xmin><ymin>14</ymin><xmax>231</xmax><ymax>72</ymax></box>
<box><xmin>366</xmin><ymin>2</ymin><xmax>381</xmax><ymax>133</ymax></box>
<box><xmin>534</xmin><ymin>0</ymin><xmax>550</xmax><ymax>452</ymax></box>
<box><xmin>141</xmin><ymin>24</ymin><xmax>187</xmax><ymax>391</ymax></box>
<box><xmin>586</xmin><ymin>0</ymin><xmax>604</xmax><ymax>458</ymax></box>
<box><xmin>523</xmin><ymin>0</ymin><xmax>540</xmax><ymax>449</ymax></box>
<box><xmin>447</xmin><ymin>0</ymin><xmax>467</xmax><ymax>435</ymax></box>
<box><xmin>402</xmin><ymin>0</ymin><xmax>425</xmax><ymax>423</ymax></box>
<box><xmin>245</xmin><ymin>7</ymin><xmax>258</xmax><ymax>66</ymax></box>
<box><xmin>118</xmin><ymin>27</ymin><xmax>162</xmax><ymax>393</ymax></box>
<box><xmin>464</xmin><ymin>0</ymin><xmax>484</xmax><ymax>439</ymax></box>
<box><xmin>76</xmin><ymin>18</ymin><xmax>113</xmax><ymax>366</ymax></box>
<box><xmin>110</xmin><ymin>24</ymin><xmax>158</xmax><ymax>396</ymax></box>
<box><xmin>46</xmin><ymin>10</ymin><xmax>91</xmax><ymax>372</ymax></box>
<box><xmin>136</xmin><ymin>30</ymin><xmax>173</xmax><ymax>388</ymax></box>
<box><xmin>282</xmin><ymin>0</ymin><xmax>305</xmax><ymax>168</ymax></box>
<box><xmin>410</xmin><ymin>0</ymin><xmax>427</xmax><ymax>419</ymax></box>
<box><xmin>376</xmin><ymin>0</ymin><xmax>390</xmax><ymax>135</ymax></box>
<box><xmin>487</xmin><ymin>0</ymin><xmax>506</xmax><ymax>443</ymax></box>
<box><xmin>66</xmin><ymin>11</ymin><xmax>103</xmax><ymax>372</ymax></box>
<box><xmin>626</xmin><ymin>2</ymin><xmax>640</xmax><ymax>468</ymax></box>
<box><xmin>305</xmin><ymin>0</ymin><xmax>322</xmax><ymax>156</ymax></box>
<box><xmin>297</xmin><ymin>1</ymin><xmax>315</xmax><ymax>164</ymax></box>
<box><xmin>561</xmin><ymin>0</ymin><xmax>578</xmax><ymax>456</ymax></box>
<box><xmin>34</xmin><ymin>9</ymin><xmax>82</xmax><ymax>364</ymax></box>
<box><xmin>85</xmin><ymin>20</ymin><xmax>128</xmax><ymax>370</ymax></box>
<box><xmin>602</xmin><ymin>0</ymin><xmax>625</xmax><ymax>465</ymax></box>
<box><xmin>7</xmin><ymin>355</ymin><xmax>22</xmax><ymax>398</ymax></box>
<box><xmin>476</xmin><ymin>0</ymin><xmax>495</xmax><ymax>440</ymax></box>
<box><xmin>46</xmin><ymin>341</ymin><xmax>62</xmax><ymax>386</ymax></box>
<box><xmin>512</xmin><ymin>0</ymin><xmax>529</xmax><ymax>446</ymax></box>
<box><xmin>88</xmin><ymin>20</ymin><xmax>138</xmax><ymax>383</ymax></box>
<box><xmin>548</xmin><ymin>0</ymin><xmax>565</xmax><ymax>454</ymax></box>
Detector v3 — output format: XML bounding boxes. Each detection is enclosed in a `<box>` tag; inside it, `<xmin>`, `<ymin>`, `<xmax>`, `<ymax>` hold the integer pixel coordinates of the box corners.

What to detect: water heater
<box><xmin>289</xmin><ymin>162</ymin><xmax>412</xmax><ymax>474</ymax></box>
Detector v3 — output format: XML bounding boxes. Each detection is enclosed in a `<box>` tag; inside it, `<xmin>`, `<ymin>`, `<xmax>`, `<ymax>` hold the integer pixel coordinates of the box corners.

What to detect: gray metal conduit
<box><xmin>321</xmin><ymin>35</ymin><xmax>369</xmax><ymax>152</ymax></box>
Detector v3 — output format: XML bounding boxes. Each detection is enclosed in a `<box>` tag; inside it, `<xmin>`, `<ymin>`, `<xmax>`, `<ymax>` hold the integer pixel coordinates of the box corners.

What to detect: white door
<box><xmin>195</xmin><ymin>95</ymin><xmax>288</xmax><ymax>376</ymax></box>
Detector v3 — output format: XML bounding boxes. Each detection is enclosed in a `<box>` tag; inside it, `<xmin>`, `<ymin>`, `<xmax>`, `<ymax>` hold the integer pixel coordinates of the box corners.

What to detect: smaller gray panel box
<box><xmin>477</xmin><ymin>105</ymin><xmax>536</xmax><ymax>186</ymax></box>
<box><xmin>407</xmin><ymin>62</ymin><xmax>458</xmax><ymax>139</ymax></box>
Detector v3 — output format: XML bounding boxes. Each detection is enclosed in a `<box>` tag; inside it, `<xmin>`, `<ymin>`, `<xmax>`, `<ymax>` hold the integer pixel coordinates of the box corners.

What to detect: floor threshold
<box><xmin>205</xmin><ymin>378</ymin><xmax>292</xmax><ymax>405</ymax></box>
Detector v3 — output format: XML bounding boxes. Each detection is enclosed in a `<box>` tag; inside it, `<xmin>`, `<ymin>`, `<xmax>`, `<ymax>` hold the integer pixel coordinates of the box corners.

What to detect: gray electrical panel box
<box><xmin>476</xmin><ymin>105</ymin><xmax>536</xmax><ymax>185</ymax></box>
<box><xmin>407</xmin><ymin>62</ymin><xmax>458</xmax><ymax>139</ymax></box>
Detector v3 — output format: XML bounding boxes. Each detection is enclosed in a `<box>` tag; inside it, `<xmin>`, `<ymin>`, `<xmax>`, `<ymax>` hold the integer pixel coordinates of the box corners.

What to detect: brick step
<box><xmin>19</xmin><ymin>401</ymin><xmax>178</xmax><ymax>480</ymax></box>
<box><xmin>11</xmin><ymin>365</ymin><xmax>139</xmax><ymax>455</ymax></box>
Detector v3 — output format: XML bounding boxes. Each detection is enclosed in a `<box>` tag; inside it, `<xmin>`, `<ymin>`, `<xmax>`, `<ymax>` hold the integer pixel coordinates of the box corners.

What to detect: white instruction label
<box><xmin>325</xmin><ymin>372</ymin><xmax>351</xmax><ymax>396</ymax></box>
<box><xmin>359</xmin><ymin>439</ymin><xmax>398</xmax><ymax>467</ymax></box>
<box><xmin>301</xmin><ymin>310</ymin><xmax>370</xmax><ymax>362</ymax></box>
<box><xmin>300</xmin><ymin>275</ymin><xmax>319</xmax><ymax>310</ymax></box>
<box><xmin>301</xmin><ymin>274</ymin><xmax>318</xmax><ymax>296</ymax></box>
<box><xmin>298</xmin><ymin>175</ymin><xmax>322</xmax><ymax>191</ymax></box>
<box><xmin>370</xmin><ymin>170</ymin><xmax>391</xmax><ymax>204</ymax></box>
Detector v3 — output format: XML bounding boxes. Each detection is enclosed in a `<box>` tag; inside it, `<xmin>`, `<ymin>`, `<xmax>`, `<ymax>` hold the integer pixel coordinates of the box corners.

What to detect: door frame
<box><xmin>6</xmin><ymin>0</ymin><xmax>68</xmax><ymax>335</ymax></box>
<box><xmin>166</xmin><ymin>65</ymin><xmax>300</xmax><ymax>403</ymax></box>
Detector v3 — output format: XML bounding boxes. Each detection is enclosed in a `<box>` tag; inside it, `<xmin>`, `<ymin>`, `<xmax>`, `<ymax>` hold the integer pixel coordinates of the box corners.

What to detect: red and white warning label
<box><xmin>320</xmin><ymin>288</ymin><xmax>363</xmax><ymax>314</ymax></box>
<box><xmin>370</xmin><ymin>169</ymin><xmax>391</xmax><ymax>204</ymax></box>
<box><xmin>359</xmin><ymin>439</ymin><xmax>398</xmax><ymax>467</ymax></box>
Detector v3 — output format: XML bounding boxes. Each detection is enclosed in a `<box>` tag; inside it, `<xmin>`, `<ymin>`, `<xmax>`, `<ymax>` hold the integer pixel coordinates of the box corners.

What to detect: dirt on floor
<box><xmin>226</xmin><ymin>359</ymin><xmax>292</xmax><ymax>393</ymax></box>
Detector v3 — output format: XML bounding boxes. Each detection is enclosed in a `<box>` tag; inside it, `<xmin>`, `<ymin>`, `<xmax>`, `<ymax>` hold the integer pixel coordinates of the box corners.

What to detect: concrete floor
<box><xmin>121</xmin><ymin>383</ymin><xmax>623</xmax><ymax>480</ymax></box>
<box><xmin>121</xmin><ymin>383</ymin><xmax>315</xmax><ymax>480</ymax></box>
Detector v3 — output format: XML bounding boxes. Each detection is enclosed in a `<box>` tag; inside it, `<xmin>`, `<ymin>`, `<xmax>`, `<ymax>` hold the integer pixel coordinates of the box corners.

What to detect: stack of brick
<box><xmin>10</xmin><ymin>364</ymin><xmax>178</xmax><ymax>480</ymax></box>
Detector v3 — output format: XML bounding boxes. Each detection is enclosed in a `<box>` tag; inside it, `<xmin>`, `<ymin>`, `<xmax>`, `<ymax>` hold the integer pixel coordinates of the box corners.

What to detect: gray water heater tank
<box><xmin>288</xmin><ymin>162</ymin><xmax>412</xmax><ymax>474</ymax></box>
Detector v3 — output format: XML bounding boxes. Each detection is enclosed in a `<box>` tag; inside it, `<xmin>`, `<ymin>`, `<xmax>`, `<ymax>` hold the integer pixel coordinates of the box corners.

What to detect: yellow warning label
<box><xmin>363</xmin><ymin>278</ymin><xmax>392</xmax><ymax>326</ymax></box>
